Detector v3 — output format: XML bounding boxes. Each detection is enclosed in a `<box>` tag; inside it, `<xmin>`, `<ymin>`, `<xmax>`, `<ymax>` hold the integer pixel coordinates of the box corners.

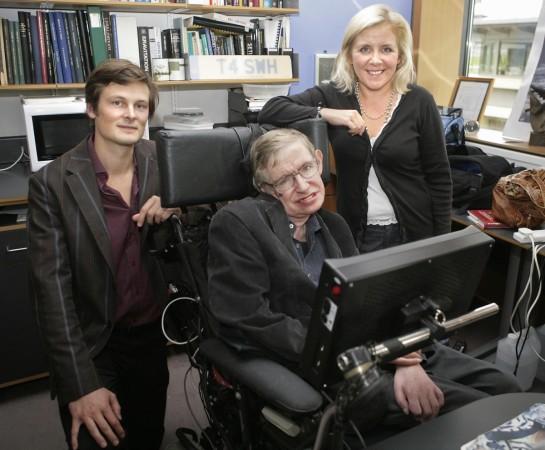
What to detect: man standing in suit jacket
<box><xmin>28</xmin><ymin>60</ymin><xmax>179</xmax><ymax>450</ymax></box>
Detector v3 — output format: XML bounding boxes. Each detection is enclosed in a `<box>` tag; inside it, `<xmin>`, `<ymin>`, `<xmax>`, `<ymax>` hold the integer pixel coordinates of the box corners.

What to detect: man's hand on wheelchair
<box><xmin>68</xmin><ymin>387</ymin><xmax>125</xmax><ymax>450</ymax></box>
<box><xmin>132</xmin><ymin>195</ymin><xmax>181</xmax><ymax>227</ymax></box>
<box><xmin>393</xmin><ymin>364</ymin><xmax>444</xmax><ymax>422</ymax></box>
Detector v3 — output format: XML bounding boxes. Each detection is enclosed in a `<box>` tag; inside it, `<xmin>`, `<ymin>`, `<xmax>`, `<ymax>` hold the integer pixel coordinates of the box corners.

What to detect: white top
<box><xmin>366</xmin><ymin>94</ymin><xmax>401</xmax><ymax>226</ymax></box>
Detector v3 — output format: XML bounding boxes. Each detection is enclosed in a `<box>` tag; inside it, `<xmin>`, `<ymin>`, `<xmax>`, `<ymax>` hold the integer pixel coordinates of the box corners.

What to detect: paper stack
<box><xmin>242</xmin><ymin>84</ymin><xmax>290</xmax><ymax>112</ymax></box>
<box><xmin>163</xmin><ymin>108</ymin><xmax>214</xmax><ymax>130</ymax></box>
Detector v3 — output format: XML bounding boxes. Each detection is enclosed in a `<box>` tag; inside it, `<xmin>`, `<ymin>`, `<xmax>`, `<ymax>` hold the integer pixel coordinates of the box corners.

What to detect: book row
<box><xmin>0</xmin><ymin>7</ymin><xmax>293</xmax><ymax>85</ymax></box>
<box><xmin>194</xmin><ymin>1</ymin><xmax>287</xmax><ymax>6</ymax></box>
<box><xmin>0</xmin><ymin>10</ymin><xmax>95</xmax><ymax>85</ymax></box>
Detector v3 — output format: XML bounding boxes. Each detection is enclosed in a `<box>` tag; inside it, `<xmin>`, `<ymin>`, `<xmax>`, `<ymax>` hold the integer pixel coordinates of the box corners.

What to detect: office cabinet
<box><xmin>0</xmin><ymin>225</ymin><xmax>48</xmax><ymax>387</ymax></box>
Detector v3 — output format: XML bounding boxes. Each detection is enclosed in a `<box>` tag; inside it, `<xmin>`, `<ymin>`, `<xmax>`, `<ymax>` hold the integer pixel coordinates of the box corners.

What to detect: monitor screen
<box><xmin>33</xmin><ymin>113</ymin><xmax>91</xmax><ymax>160</ymax></box>
<box><xmin>301</xmin><ymin>226</ymin><xmax>494</xmax><ymax>387</ymax></box>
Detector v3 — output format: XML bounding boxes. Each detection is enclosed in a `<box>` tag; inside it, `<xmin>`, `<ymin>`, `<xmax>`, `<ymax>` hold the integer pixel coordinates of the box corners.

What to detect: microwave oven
<box><xmin>22</xmin><ymin>97</ymin><xmax>149</xmax><ymax>172</ymax></box>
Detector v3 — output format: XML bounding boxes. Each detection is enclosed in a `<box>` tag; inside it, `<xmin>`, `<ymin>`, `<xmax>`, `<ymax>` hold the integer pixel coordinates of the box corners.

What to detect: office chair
<box><xmin>154</xmin><ymin>119</ymin><xmax>331</xmax><ymax>450</ymax></box>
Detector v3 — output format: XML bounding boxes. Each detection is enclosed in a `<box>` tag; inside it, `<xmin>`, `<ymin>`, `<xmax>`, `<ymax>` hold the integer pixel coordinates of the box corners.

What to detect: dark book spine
<box><xmin>66</xmin><ymin>13</ymin><xmax>84</xmax><ymax>83</ymax></box>
<box><xmin>29</xmin><ymin>14</ymin><xmax>42</xmax><ymax>84</ymax></box>
<box><xmin>234</xmin><ymin>34</ymin><xmax>243</xmax><ymax>55</ymax></box>
<box><xmin>170</xmin><ymin>29</ymin><xmax>182</xmax><ymax>58</ymax></box>
<box><xmin>3</xmin><ymin>19</ymin><xmax>14</xmax><ymax>84</ymax></box>
<box><xmin>203</xmin><ymin>28</ymin><xmax>214</xmax><ymax>55</ymax></box>
<box><xmin>76</xmin><ymin>10</ymin><xmax>92</xmax><ymax>76</ymax></box>
<box><xmin>13</xmin><ymin>20</ymin><xmax>25</xmax><ymax>84</ymax></box>
<box><xmin>109</xmin><ymin>14</ymin><xmax>119</xmax><ymax>59</ymax></box>
<box><xmin>61</xmin><ymin>13</ymin><xmax>76</xmax><ymax>83</ymax></box>
<box><xmin>54</xmin><ymin>12</ymin><xmax>72</xmax><ymax>83</ymax></box>
<box><xmin>102</xmin><ymin>11</ymin><xmax>113</xmax><ymax>59</ymax></box>
<box><xmin>137</xmin><ymin>27</ymin><xmax>151</xmax><ymax>75</ymax></box>
<box><xmin>0</xmin><ymin>20</ymin><xmax>6</xmax><ymax>84</ymax></box>
<box><xmin>47</xmin><ymin>12</ymin><xmax>63</xmax><ymax>83</ymax></box>
<box><xmin>18</xmin><ymin>12</ymin><xmax>32</xmax><ymax>83</ymax></box>
<box><xmin>209</xmin><ymin>29</ymin><xmax>218</xmax><ymax>55</ymax></box>
<box><xmin>161</xmin><ymin>29</ymin><xmax>173</xmax><ymax>58</ymax></box>
<box><xmin>35</xmin><ymin>12</ymin><xmax>48</xmax><ymax>83</ymax></box>
<box><xmin>244</xmin><ymin>32</ymin><xmax>253</xmax><ymax>56</ymax></box>
<box><xmin>41</xmin><ymin>12</ymin><xmax>55</xmax><ymax>83</ymax></box>
<box><xmin>23</xmin><ymin>12</ymin><xmax>36</xmax><ymax>83</ymax></box>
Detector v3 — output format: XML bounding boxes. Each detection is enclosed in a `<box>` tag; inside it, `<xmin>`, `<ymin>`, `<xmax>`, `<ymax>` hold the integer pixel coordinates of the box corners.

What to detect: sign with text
<box><xmin>189</xmin><ymin>55</ymin><xmax>292</xmax><ymax>80</ymax></box>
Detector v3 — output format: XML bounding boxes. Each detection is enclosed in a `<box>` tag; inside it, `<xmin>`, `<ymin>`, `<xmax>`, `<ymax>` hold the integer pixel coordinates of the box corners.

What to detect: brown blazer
<box><xmin>28</xmin><ymin>138</ymin><xmax>167</xmax><ymax>405</ymax></box>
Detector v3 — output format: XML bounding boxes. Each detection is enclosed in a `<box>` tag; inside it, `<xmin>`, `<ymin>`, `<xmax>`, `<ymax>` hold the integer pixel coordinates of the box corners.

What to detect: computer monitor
<box><xmin>301</xmin><ymin>226</ymin><xmax>494</xmax><ymax>388</ymax></box>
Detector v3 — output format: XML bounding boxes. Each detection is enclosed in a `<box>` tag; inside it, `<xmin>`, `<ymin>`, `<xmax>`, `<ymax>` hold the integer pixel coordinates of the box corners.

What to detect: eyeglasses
<box><xmin>267</xmin><ymin>160</ymin><xmax>319</xmax><ymax>193</ymax></box>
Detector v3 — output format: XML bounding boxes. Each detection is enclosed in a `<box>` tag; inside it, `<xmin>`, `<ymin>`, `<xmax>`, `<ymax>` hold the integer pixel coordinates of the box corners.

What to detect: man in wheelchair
<box><xmin>204</xmin><ymin>128</ymin><xmax>520</xmax><ymax>447</ymax></box>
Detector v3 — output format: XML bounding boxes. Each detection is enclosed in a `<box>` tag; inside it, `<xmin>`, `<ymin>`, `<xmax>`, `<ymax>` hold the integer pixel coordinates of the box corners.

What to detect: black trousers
<box><xmin>357</xmin><ymin>223</ymin><xmax>403</xmax><ymax>253</ymax></box>
<box><xmin>59</xmin><ymin>322</ymin><xmax>169</xmax><ymax>450</ymax></box>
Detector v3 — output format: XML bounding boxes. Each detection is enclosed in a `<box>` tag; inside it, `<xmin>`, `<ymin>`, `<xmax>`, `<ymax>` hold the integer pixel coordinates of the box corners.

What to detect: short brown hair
<box><xmin>251</xmin><ymin>128</ymin><xmax>316</xmax><ymax>189</ymax></box>
<box><xmin>85</xmin><ymin>59</ymin><xmax>159</xmax><ymax>117</ymax></box>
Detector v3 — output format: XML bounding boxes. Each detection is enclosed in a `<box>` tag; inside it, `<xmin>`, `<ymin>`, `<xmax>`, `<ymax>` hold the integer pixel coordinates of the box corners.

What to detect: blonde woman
<box><xmin>259</xmin><ymin>4</ymin><xmax>452</xmax><ymax>253</ymax></box>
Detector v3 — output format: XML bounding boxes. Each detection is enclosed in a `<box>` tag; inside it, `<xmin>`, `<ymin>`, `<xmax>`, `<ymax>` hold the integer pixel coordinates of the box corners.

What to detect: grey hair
<box><xmin>330</xmin><ymin>4</ymin><xmax>415</xmax><ymax>95</ymax></box>
<box><xmin>250</xmin><ymin>128</ymin><xmax>316</xmax><ymax>190</ymax></box>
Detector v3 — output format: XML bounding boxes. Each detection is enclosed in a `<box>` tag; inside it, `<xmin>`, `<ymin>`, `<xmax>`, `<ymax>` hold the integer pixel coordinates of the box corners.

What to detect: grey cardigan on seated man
<box><xmin>206</xmin><ymin>193</ymin><xmax>358</xmax><ymax>363</ymax></box>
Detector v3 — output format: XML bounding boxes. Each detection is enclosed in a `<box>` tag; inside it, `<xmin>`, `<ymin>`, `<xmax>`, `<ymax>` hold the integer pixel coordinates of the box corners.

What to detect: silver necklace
<box><xmin>355</xmin><ymin>83</ymin><xmax>395</xmax><ymax>124</ymax></box>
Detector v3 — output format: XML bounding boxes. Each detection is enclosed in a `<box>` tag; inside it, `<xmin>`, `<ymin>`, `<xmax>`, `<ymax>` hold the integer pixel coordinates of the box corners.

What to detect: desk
<box><xmin>452</xmin><ymin>214</ymin><xmax>545</xmax><ymax>357</ymax></box>
<box><xmin>0</xmin><ymin>163</ymin><xmax>28</xmax><ymax>208</ymax></box>
<box><xmin>367</xmin><ymin>393</ymin><xmax>545</xmax><ymax>450</ymax></box>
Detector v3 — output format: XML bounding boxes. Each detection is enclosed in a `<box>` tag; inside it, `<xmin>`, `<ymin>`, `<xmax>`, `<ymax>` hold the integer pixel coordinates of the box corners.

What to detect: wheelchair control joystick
<box><xmin>312</xmin><ymin>302</ymin><xmax>500</xmax><ymax>450</ymax></box>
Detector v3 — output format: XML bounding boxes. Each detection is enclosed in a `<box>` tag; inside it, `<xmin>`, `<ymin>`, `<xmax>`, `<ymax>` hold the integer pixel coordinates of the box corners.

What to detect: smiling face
<box><xmin>264</xmin><ymin>143</ymin><xmax>325</xmax><ymax>222</ymax></box>
<box><xmin>350</xmin><ymin>22</ymin><xmax>400</xmax><ymax>94</ymax></box>
<box><xmin>87</xmin><ymin>81</ymin><xmax>150</xmax><ymax>149</ymax></box>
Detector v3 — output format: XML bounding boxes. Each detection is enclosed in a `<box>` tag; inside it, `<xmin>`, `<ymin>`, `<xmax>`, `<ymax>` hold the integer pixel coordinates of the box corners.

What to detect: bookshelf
<box><xmin>0</xmin><ymin>1</ymin><xmax>300</xmax><ymax>90</ymax></box>
<box><xmin>0</xmin><ymin>77</ymin><xmax>298</xmax><ymax>90</ymax></box>
<box><xmin>0</xmin><ymin>1</ymin><xmax>298</xmax><ymax>15</ymax></box>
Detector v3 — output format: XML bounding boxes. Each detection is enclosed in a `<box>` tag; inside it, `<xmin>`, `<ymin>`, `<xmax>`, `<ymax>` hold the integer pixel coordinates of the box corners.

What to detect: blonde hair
<box><xmin>330</xmin><ymin>4</ymin><xmax>415</xmax><ymax>95</ymax></box>
<box><xmin>251</xmin><ymin>129</ymin><xmax>315</xmax><ymax>190</ymax></box>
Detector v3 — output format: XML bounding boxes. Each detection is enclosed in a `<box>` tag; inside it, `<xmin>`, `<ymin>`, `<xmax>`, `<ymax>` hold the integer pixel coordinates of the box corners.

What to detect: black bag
<box><xmin>448</xmin><ymin>145</ymin><xmax>514</xmax><ymax>212</ymax></box>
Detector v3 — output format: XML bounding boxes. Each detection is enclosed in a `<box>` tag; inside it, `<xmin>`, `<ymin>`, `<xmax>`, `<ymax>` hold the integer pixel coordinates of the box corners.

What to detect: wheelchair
<box><xmin>153</xmin><ymin>120</ymin><xmax>336</xmax><ymax>450</ymax></box>
<box><xmin>151</xmin><ymin>121</ymin><xmax>499</xmax><ymax>450</ymax></box>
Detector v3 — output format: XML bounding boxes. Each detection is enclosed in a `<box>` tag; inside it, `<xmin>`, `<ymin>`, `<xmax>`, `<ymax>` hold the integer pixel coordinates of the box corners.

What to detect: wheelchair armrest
<box><xmin>200</xmin><ymin>338</ymin><xmax>322</xmax><ymax>415</ymax></box>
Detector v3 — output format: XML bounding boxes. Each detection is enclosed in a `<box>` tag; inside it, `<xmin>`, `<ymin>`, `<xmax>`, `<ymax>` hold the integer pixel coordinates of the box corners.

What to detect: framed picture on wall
<box><xmin>315</xmin><ymin>54</ymin><xmax>337</xmax><ymax>86</ymax></box>
<box><xmin>449</xmin><ymin>76</ymin><xmax>494</xmax><ymax>123</ymax></box>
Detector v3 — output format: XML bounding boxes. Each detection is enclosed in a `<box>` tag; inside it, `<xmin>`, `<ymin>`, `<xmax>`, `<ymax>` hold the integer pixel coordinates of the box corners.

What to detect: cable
<box><xmin>347</xmin><ymin>419</ymin><xmax>367</xmax><ymax>448</ymax></box>
<box><xmin>508</xmin><ymin>235</ymin><xmax>545</xmax><ymax>376</ymax></box>
<box><xmin>312</xmin><ymin>404</ymin><xmax>337</xmax><ymax>450</ymax></box>
<box><xmin>161</xmin><ymin>295</ymin><xmax>200</xmax><ymax>345</ymax></box>
<box><xmin>183</xmin><ymin>364</ymin><xmax>216</xmax><ymax>450</ymax></box>
<box><xmin>513</xmin><ymin>236</ymin><xmax>537</xmax><ymax>374</ymax></box>
<box><xmin>0</xmin><ymin>145</ymin><xmax>25</xmax><ymax>172</ymax></box>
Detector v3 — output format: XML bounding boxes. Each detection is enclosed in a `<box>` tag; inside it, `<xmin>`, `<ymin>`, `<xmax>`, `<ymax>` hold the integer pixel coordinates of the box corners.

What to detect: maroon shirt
<box><xmin>89</xmin><ymin>138</ymin><xmax>160</xmax><ymax>327</ymax></box>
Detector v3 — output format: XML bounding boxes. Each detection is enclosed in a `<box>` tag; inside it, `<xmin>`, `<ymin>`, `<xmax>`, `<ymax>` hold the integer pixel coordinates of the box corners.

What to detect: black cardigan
<box><xmin>258</xmin><ymin>83</ymin><xmax>452</xmax><ymax>243</ymax></box>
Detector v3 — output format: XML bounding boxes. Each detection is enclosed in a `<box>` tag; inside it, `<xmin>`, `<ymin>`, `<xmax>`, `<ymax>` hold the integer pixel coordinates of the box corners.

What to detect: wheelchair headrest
<box><xmin>155</xmin><ymin>119</ymin><xmax>329</xmax><ymax>208</ymax></box>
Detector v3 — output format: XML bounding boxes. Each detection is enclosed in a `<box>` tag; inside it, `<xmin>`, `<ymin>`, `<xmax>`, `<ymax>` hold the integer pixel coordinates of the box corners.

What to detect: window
<box><xmin>464</xmin><ymin>0</ymin><xmax>543</xmax><ymax>130</ymax></box>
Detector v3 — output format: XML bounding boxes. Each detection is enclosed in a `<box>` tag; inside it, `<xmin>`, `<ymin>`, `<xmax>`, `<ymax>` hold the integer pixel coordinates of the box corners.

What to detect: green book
<box><xmin>87</xmin><ymin>6</ymin><xmax>107</xmax><ymax>67</ymax></box>
<box><xmin>10</xmin><ymin>21</ymin><xmax>23</xmax><ymax>84</ymax></box>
